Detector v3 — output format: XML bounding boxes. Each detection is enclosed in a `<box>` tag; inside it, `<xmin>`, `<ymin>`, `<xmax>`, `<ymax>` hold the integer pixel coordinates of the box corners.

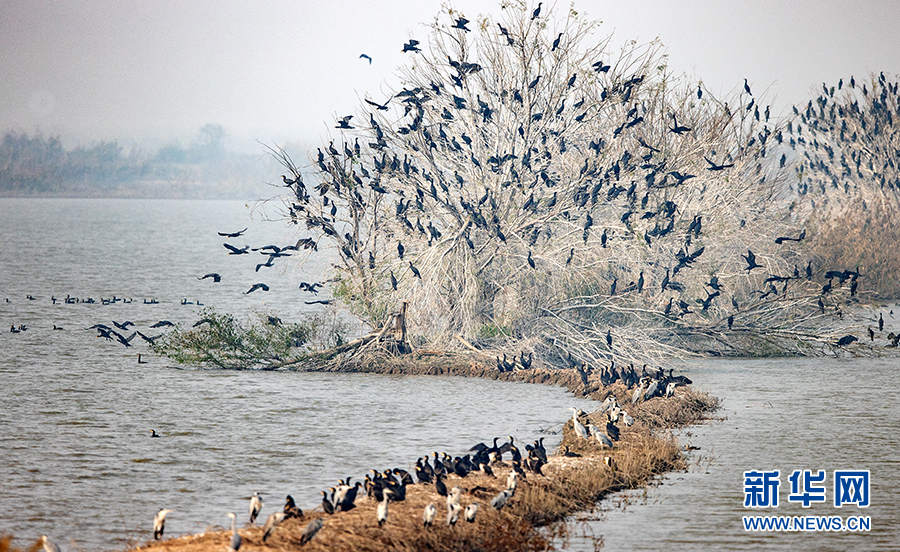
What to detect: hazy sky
<box><xmin>1</xmin><ymin>0</ymin><xmax>899</xmax><ymax>151</ymax></box>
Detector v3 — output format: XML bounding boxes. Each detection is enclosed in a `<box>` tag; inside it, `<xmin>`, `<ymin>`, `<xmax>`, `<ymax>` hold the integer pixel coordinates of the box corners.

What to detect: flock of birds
<box><xmin>127</xmin><ymin>412</ymin><xmax>589</xmax><ymax>551</ymax></box>
<box><xmin>259</xmin><ymin>1</ymin><xmax>894</xmax><ymax>373</ymax></box>
<box><xmin>83</xmin><ymin>361</ymin><xmax>686</xmax><ymax>552</ymax></box>
<box><xmin>788</xmin><ymin>72</ymin><xmax>900</xmax><ymax>205</ymax></box>
<box><xmin>4</xmin><ymin>223</ymin><xmax>337</xmax><ymax>351</ymax></box>
<box><xmin>214</xmin><ymin>226</ymin><xmax>329</xmax><ymax>300</ymax></box>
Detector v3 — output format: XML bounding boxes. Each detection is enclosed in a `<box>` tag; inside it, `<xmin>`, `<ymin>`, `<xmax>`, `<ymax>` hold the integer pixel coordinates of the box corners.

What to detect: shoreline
<box><xmin>124</xmin><ymin>352</ymin><xmax>719</xmax><ymax>552</ymax></box>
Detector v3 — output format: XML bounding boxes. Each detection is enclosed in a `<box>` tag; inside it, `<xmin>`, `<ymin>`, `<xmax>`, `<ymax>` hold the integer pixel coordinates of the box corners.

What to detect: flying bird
<box><xmin>335</xmin><ymin>115</ymin><xmax>354</xmax><ymax>129</ymax></box>
<box><xmin>198</xmin><ymin>273</ymin><xmax>221</xmax><ymax>282</ymax></box>
<box><xmin>742</xmin><ymin>249</ymin><xmax>762</xmax><ymax>272</ymax></box>
<box><xmin>452</xmin><ymin>17</ymin><xmax>470</xmax><ymax>31</ymax></box>
<box><xmin>218</xmin><ymin>228</ymin><xmax>247</xmax><ymax>238</ymax></box>
<box><xmin>223</xmin><ymin>243</ymin><xmax>249</xmax><ymax>255</ymax></box>
<box><xmin>704</xmin><ymin>157</ymin><xmax>734</xmax><ymax>171</ymax></box>
<box><xmin>359</xmin><ymin>53</ymin><xmax>372</xmax><ymax>63</ymax></box>
<box><xmin>365</xmin><ymin>97</ymin><xmax>390</xmax><ymax>111</ymax></box>
<box><xmin>402</xmin><ymin>39</ymin><xmax>421</xmax><ymax>53</ymax></box>
<box><xmin>244</xmin><ymin>283</ymin><xmax>269</xmax><ymax>294</ymax></box>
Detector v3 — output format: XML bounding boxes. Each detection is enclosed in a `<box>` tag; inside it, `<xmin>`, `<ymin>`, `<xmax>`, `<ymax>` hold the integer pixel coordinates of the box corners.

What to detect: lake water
<box><xmin>1</xmin><ymin>199</ymin><xmax>898</xmax><ymax>551</ymax></box>
<box><xmin>0</xmin><ymin>198</ymin><xmax>596</xmax><ymax>550</ymax></box>
<box><xmin>568</xmin><ymin>355</ymin><xmax>900</xmax><ymax>551</ymax></box>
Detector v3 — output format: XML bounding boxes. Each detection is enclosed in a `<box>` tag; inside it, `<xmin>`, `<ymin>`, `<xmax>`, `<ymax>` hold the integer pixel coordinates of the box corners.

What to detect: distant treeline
<box><xmin>0</xmin><ymin>125</ymin><xmax>271</xmax><ymax>198</ymax></box>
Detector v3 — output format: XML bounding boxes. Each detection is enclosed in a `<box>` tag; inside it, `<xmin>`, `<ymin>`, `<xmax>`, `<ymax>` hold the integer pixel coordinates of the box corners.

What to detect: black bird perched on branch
<box><xmin>531</xmin><ymin>2</ymin><xmax>542</xmax><ymax>19</ymax></box>
<box><xmin>409</xmin><ymin>261</ymin><xmax>422</xmax><ymax>279</ymax></box>
<box><xmin>836</xmin><ymin>334</ymin><xmax>858</xmax><ymax>347</ymax></box>
<box><xmin>527</xmin><ymin>250</ymin><xmax>536</xmax><ymax>269</ymax></box>
<box><xmin>551</xmin><ymin>32</ymin><xmax>562</xmax><ymax>51</ymax></box>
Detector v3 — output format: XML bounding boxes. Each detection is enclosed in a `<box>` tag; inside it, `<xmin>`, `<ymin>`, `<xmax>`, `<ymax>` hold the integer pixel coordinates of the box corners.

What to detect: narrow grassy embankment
<box><xmin>124</xmin><ymin>351</ymin><xmax>719</xmax><ymax>552</ymax></box>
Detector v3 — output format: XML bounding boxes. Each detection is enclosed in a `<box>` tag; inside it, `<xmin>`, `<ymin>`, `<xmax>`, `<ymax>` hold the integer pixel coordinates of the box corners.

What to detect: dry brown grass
<box><xmin>0</xmin><ymin>534</ymin><xmax>39</xmax><ymax>552</ymax></box>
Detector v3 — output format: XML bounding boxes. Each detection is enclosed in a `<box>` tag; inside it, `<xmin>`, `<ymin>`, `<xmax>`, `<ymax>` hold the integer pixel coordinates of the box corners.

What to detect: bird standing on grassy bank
<box><xmin>226</xmin><ymin>512</ymin><xmax>241</xmax><ymax>551</ymax></box>
<box><xmin>300</xmin><ymin>518</ymin><xmax>323</xmax><ymax>545</ymax></box>
<box><xmin>376</xmin><ymin>494</ymin><xmax>389</xmax><ymax>527</ymax></box>
<box><xmin>249</xmin><ymin>492</ymin><xmax>262</xmax><ymax>524</ymax></box>
<box><xmin>41</xmin><ymin>535</ymin><xmax>60</xmax><ymax>552</ymax></box>
<box><xmin>261</xmin><ymin>512</ymin><xmax>286</xmax><ymax>542</ymax></box>
<box><xmin>153</xmin><ymin>508</ymin><xmax>173</xmax><ymax>540</ymax></box>
<box><xmin>423</xmin><ymin>503</ymin><xmax>437</xmax><ymax>527</ymax></box>
<box><xmin>568</xmin><ymin>407</ymin><xmax>588</xmax><ymax>438</ymax></box>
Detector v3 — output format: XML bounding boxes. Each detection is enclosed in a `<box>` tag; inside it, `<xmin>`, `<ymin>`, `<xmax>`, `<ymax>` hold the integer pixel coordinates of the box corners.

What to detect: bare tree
<box><xmin>268</xmin><ymin>1</ymin><xmax>862</xmax><ymax>364</ymax></box>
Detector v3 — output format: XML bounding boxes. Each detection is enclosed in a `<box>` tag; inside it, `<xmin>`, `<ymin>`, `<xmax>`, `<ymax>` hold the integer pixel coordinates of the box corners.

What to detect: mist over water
<box><xmin>1</xmin><ymin>199</ymin><xmax>897</xmax><ymax>551</ymax></box>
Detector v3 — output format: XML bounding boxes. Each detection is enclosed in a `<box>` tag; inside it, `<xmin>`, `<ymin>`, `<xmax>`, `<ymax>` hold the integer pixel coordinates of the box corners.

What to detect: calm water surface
<box><xmin>569</xmin><ymin>355</ymin><xmax>900</xmax><ymax>551</ymax></box>
<box><xmin>1</xmin><ymin>199</ymin><xmax>898</xmax><ymax>551</ymax></box>
<box><xmin>0</xmin><ymin>199</ymin><xmax>595</xmax><ymax>550</ymax></box>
